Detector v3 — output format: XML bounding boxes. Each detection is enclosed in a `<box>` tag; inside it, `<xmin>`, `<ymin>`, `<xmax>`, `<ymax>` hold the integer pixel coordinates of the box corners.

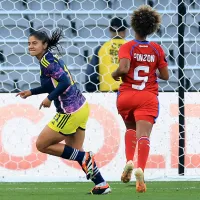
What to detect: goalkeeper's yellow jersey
<box><xmin>98</xmin><ymin>38</ymin><xmax>127</xmax><ymax>91</ymax></box>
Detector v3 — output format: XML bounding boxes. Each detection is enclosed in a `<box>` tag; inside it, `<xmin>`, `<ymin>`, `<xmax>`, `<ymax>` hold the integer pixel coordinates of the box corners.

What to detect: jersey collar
<box><xmin>39</xmin><ymin>51</ymin><xmax>49</xmax><ymax>63</ymax></box>
<box><xmin>134</xmin><ymin>39</ymin><xmax>149</xmax><ymax>44</ymax></box>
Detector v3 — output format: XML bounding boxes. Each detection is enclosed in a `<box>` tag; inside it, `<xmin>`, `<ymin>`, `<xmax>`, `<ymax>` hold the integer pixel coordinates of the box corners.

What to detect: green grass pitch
<box><xmin>0</xmin><ymin>181</ymin><xmax>200</xmax><ymax>200</ymax></box>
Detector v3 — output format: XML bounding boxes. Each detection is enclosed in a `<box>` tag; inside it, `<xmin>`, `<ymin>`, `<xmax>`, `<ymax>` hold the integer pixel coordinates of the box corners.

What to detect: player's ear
<box><xmin>43</xmin><ymin>42</ymin><xmax>48</xmax><ymax>50</ymax></box>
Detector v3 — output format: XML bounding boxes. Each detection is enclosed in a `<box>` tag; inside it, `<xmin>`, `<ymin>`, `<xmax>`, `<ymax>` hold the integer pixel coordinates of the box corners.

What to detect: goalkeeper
<box><xmin>16</xmin><ymin>29</ymin><xmax>111</xmax><ymax>195</ymax></box>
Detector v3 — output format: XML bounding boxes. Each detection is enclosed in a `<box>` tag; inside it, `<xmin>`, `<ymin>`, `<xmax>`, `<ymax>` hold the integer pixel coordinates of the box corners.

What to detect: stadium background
<box><xmin>0</xmin><ymin>0</ymin><xmax>200</xmax><ymax>199</ymax></box>
<box><xmin>1</xmin><ymin>0</ymin><xmax>200</xmax><ymax>92</ymax></box>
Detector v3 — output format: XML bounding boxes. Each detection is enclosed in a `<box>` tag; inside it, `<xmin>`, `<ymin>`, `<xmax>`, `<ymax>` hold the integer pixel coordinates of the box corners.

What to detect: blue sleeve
<box><xmin>85</xmin><ymin>46</ymin><xmax>101</xmax><ymax>92</ymax></box>
<box><xmin>44</xmin><ymin>58</ymin><xmax>71</xmax><ymax>101</ymax></box>
<box><xmin>30</xmin><ymin>86</ymin><xmax>47</xmax><ymax>95</ymax></box>
<box><xmin>47</xmin><ymin>73</ymin><xmax>70</xmax><ymax>101</ymax></box>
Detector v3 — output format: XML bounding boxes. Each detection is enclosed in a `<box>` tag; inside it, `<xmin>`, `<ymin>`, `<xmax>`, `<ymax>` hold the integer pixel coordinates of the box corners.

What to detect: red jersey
<box><xmin>118</xmin><ymin>39</ymin><xmax>167</xmax><ymax>95</ymax></box>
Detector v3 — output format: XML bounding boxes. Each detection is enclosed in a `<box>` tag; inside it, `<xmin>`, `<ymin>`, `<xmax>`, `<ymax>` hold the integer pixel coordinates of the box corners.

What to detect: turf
<box><xmin>0</xmin><ymin>181</ymin><xmax>200</xmax><ymax>200</ymax></box>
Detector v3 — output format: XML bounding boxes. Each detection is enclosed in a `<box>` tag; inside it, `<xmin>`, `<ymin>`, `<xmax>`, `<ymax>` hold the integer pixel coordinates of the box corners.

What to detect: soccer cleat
<box><xmin>134</xmin><ymin>168</ymin><xmax>147</xmax><ymax>193</ymax></box>
<box><xmin>82</xmin><ymin>151</ymin><xmax>94</xmax><ymax>180</ymax></box>
<box><xmin>121</xmin><ymin>160</ymin><xmax>134</xmax><ymax>183</ymax></box>
<box><xmin>89</xmin><ymin>183</ymin><xmax>111</xmax><ymax>195</ymax></box>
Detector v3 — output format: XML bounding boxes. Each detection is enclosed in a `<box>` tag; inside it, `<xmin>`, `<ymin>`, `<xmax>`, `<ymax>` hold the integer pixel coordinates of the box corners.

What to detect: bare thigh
<box><xmin>65</xmin><ymin>128</ymin><xmax>85</xmax><ymax>151</ymax></box>
<box><xmin>36</xmin><ymin>125</ymin><xmax>66</xmax><ymax>151</ymax></box>
<box><xmin>136</xmin><ymin>120</ymin><xmax>153</xmax><ymax>139</ymax></box>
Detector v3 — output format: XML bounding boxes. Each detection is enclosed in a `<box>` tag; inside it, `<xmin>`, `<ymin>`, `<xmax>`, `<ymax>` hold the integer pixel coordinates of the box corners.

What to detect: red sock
<box><xmin>138</xmin><ymin>136</ymin><xmax>150</xmax><ymax>171</ymax></box>
<box><xmin>125</xmin><ymin>129</ymin><xmax>137</xmax><ymax>162</ymax></box>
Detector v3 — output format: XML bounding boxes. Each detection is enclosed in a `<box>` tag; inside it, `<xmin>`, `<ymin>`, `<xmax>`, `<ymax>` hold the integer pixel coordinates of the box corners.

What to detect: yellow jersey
<box><xmin>98</xmin><ymin>38</ymin><xmax>127</xmax><ymax>91</ymax></box>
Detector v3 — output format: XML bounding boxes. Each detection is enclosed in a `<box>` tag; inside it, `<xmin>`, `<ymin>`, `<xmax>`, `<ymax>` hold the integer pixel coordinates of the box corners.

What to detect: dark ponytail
<box><xmin>29</xmin><ymin>28</ymin><xmax>64</xmax><ymax>52</ymax></box>
<box><xmin>47</xmin><ymin>29</ymin><xmax>63</xmax><ymax>51</ymax></box>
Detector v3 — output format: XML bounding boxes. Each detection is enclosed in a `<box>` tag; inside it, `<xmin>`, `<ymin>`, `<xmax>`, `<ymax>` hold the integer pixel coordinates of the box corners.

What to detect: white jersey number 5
<box><xmin>132</xmin><ymin>66</ymin><xmax>149</xmax><ymax>90</ymax></box>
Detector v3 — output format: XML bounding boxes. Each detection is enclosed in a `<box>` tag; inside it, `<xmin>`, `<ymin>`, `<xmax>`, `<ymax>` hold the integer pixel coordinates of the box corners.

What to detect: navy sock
<box><xmin>91</xmin><ymin>162</ymin><xmax>105</xmax><ymax>185</ymax></box>
<box><xmin>61</xmin><ymin>146</ymin><xmax>105</xmax><ymax>185</ymax></box>
<box><xmin>61</xmin><ymin>145</ymin><xmax>85</xmax><ymax>162</ymax></box>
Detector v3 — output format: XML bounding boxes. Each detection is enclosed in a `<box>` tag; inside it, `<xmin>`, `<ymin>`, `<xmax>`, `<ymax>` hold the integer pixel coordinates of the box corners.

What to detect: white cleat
<box><xmin>134</xmin><ymin>168</ymin><xmax>146</xmax><ymax>193</ymax></box>
<box><xmin>89</xmin><ymin>183</ymin><xmax>111</xmax><ymax>195</ymax></box>
<box><xmin>121</xmin><ymin>160</ymin><xmax>134</xmax><ymax>183</ymax></box>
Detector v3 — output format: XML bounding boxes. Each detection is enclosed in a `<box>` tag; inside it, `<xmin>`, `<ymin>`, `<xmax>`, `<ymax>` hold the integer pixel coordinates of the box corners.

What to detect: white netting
<box><xmin>0</xmin><ymin>0</ymin><xmax>200</xmax><ymax>92</ymax></box>
<box><xmin>0</xmin><ymin>0</ymin><xmax>200</xmax><ymax>181</ymax></box>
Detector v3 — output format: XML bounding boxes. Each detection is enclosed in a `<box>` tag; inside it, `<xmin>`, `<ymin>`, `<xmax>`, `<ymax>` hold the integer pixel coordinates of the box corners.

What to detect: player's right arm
<box><xmin>30</xmin><ymin>86</ymin><xmax>47</xmax><ymax>95</ymax></box>
<box><xmin>16</xmin><ymin>90</ymin><xmax>32</xmax><ymax>99</ymax></box>
<box><xmin>111</xmin><ymin>43</ymin><xmax>131</xmax><ymax>81</ymax></box>
<box><xmin>16</xmin><ymin>86</ymin><xmax>47</xmax><ymax>99</ymax></box>
<box><xmin>16</xmin><ymin>79</ymin><xmax>48</xmax><ymax>98</ymax></box>
<box><xmin>112</xmin><ymin>58</ymin><xmax>130</xmax><ymax>81</ymax></box>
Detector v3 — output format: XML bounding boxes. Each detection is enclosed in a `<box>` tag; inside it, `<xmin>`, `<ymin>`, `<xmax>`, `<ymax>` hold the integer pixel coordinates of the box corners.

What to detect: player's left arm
<box><xmin>39</xmin><ymin>61</ymin><xmax>71</xmax><ymax>109</ymax></box>
<box><xmin>158</xmin><ymin>66</ymin><xmax>169</xmax><ymax>80</ymax></box>
<box><xmin>157</xmin><ymin>46</ymin><xmax>169</xmax><ymax>80</ymax></box>
<box><xmin>46</xmin><ymin>62</ymin><xmax>71</xmax><ymax>101</ymax></box>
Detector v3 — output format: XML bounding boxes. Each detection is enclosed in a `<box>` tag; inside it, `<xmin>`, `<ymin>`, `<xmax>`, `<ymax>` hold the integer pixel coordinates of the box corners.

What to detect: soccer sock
<box><xmin>125</xmin><ymin>129</ymin><xmax>137</xmax><ymax>162</ymax></box>
<box><xmin>137</xmin><ymin>136</ymin><xmax>150</xmax><ymax>171</ymax></box>
<box><xmin>61</xmin><ymin>146</ymin><xmax>105</xmax><ymax>185</ymax></box>
<box><xmin>61</xmin><ymin>145</ymin><xmax>105</xmax><ymax>185</ymax></box>
<box><xmin>61</xmin><ymin>145</ymin><xmax>85</xmax><ymax>162</ymax></box>
<box><xmin>91</xmin><ymin>162</ymin><xmax>105</xmax><ymax>185</ymax></box>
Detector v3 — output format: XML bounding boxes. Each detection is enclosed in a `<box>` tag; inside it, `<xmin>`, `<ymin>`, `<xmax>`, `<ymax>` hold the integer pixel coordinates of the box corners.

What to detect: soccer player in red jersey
<box><xmin>112</xmin><ymin>5</ymin><xmax>169</xmax><ymax>192</ymax></box>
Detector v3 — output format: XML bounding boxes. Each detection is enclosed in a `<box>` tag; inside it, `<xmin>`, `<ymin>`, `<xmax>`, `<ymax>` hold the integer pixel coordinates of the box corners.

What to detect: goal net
<box><xmin>0</xmin><ymin>0</ymin><xmax>200</xmax><ymax>181</ymax></box>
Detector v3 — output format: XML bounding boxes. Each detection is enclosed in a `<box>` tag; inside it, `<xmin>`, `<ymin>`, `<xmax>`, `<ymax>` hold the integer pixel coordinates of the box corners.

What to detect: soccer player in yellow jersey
<box><xmin>85</xmin><ymin>17</ymin><xmax>129</xmax><ymax>92</ymax></box>
<box><xmin>16</xmin><ymin>29</ymin><xmax>111</xmax><ymax>195</ymax></box>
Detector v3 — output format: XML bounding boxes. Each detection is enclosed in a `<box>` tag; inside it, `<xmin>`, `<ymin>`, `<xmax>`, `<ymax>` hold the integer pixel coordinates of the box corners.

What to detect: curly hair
<box><xmin>131</xmin><ymin>5</ymin><xmax>161</xmax><ymax>37</ymax></box>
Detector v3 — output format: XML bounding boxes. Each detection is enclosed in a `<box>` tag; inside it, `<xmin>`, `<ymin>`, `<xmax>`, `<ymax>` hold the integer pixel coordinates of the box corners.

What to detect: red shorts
<box><xmin>117</xmin><ymin>90</ymin><xmax>159</xmax><ymax>124</ymax></box>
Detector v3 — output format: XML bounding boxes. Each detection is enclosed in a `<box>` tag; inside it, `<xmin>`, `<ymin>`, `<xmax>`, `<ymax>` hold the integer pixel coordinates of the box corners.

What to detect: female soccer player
<box><xmin>112</xmin><ymin>5</ymin><xmax>169</xmax><ymax>192</ymax></box>
<box><xmin>16</xmin><ymin>29</ymin><xmax>111</xmax><ymax>195</ymax></box>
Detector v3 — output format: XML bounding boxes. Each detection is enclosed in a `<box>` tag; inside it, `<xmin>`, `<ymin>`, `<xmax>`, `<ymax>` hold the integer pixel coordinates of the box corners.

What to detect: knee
<box><xmin>136</xmin><ymin>132</ymin><xmax>149</xmax><ymax>140</ymax></box>
<box><xmin>36</xmin><ymin>139</ymin><xmax>46</xmax><ymax>153</ymax></box>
